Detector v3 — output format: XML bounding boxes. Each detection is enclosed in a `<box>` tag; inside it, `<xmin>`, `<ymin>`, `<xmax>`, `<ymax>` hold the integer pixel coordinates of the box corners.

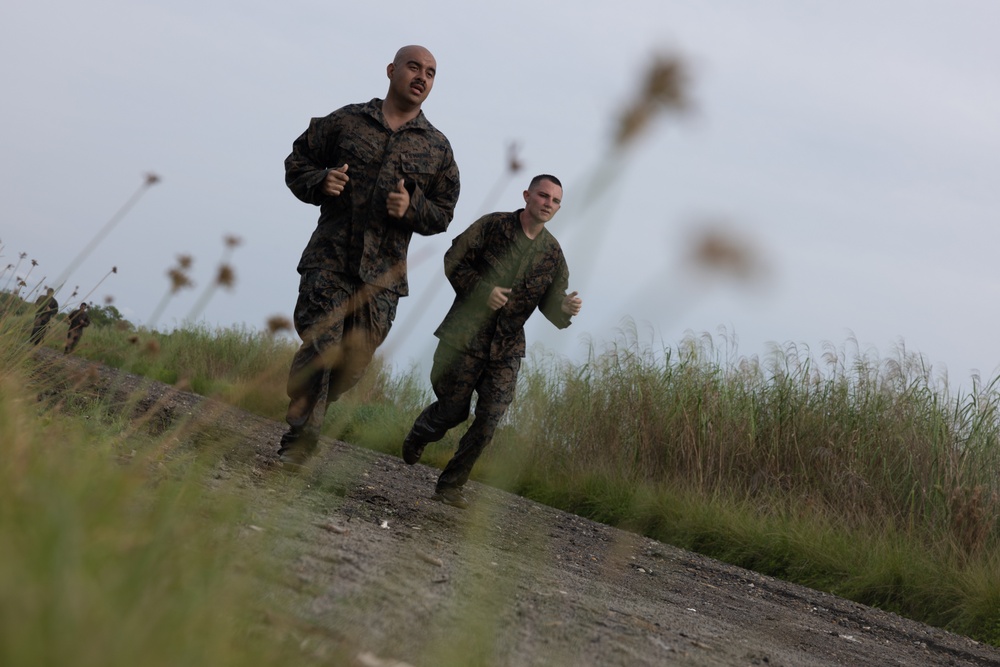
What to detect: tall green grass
<box><xmin>70</xmin><ymin>323</ymin><xmax>432</xmax><ymax>433</ymax></box>
<box><xmin>0</xmin><ymin>310</ymin><xmax>343</xmax><ymax>666</ymax></box>
<box><xmin>7</xmin><ymin>302</ymin><xmax>1000</xmax><ymax>647</ymax></box>
<box><xmin>72</xmin><ymin>324</ymin><xmax>296</xmax><ymax>417</ymax></box>
<box><xmin>492</xmin><ymin>328</ymin><xmax>1000</xmax><ymax>644</ymax></box>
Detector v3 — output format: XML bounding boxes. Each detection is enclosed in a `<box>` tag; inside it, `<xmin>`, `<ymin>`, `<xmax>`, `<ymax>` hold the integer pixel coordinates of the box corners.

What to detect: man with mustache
<box><xmin>402</xmin><ymin>174</ymin><xmax>582</xmax><ymax>508</ymax></box>
<box><xmin>279</xmin><ymin>45</ymin><xmax>461</xmax><ymax>468</ymax></box>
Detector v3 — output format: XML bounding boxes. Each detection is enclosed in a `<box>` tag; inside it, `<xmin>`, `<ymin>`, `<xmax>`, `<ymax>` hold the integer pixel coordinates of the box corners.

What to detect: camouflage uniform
<box><xmin>281</xmin><ymin>97</ymin><xmax>460</xmax><ymax>456</ymax></box>
<box><xmin>30</xmin><ymin>291</ymin><xmax>59</xmax><ymax>345</ymax></box>
<box><xmin>407</xmin><ymin>210</ymin><xmax>573</xmax><ymax>493</ymax></box>
<box><xmin>64</xmin><ymin>305</ymin><xmax>90</xmax><ymax>354</ymax></box>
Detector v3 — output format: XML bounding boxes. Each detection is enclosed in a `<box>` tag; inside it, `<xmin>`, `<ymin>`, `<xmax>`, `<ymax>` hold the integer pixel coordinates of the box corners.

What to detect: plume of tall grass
<box><xmin>502</xmin><ymin>326</ymin><xmax>998</xmax><ymax>539</ymax></box>
<box><xmin>486</xmin><ymin>325</ymin><xmax>1000</xmax><ymax>643</ymax></box>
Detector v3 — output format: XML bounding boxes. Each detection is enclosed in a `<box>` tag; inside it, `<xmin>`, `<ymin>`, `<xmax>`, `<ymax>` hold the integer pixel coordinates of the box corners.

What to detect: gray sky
<box><xmin>3</xmin><ymin>0</ymin><xmax>999</xmax><ymax>390</ymax></box>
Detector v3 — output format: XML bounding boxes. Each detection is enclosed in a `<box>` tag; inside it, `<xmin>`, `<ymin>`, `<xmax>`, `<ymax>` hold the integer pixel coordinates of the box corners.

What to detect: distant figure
<box><xmin>277</xmin><ymin>44</ymin><xmax>461</xmax><ymax>469</ymax></box>
<box><xmin>30</xmin><ymin>287</ymin><xmax>59</xmax><ymax>345</ymax></box>
<box><xmin>402</xmin><ymin>174</ymin><xmax>583</xmax><ymax>509</ymax></box>
<box><xmin>64</xmin><ymin>302</ymin><xmax>91</xmax><ymax>354</ymax></box>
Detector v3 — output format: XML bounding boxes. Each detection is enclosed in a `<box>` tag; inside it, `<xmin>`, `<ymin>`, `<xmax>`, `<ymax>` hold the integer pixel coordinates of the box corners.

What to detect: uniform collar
<box><xmin>364</xmin><ymin>97</ymin><xmax>433</xmax><ymax>132</ymax></box>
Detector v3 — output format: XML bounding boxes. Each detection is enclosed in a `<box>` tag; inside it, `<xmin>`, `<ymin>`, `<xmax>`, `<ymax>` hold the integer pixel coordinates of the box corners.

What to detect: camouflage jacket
<box><xmin>68</xmin><ymin>308</ymin><xmax>90</xmax><ymax>330</ymax></box>
<box><xmin>435</xmin><ymin>210</ymin><xmax>572</xmax><ymax>360</ymax></box>
<box><xmin>34</xmin><ymin>294</ymin><xmax>58</xmax><ymax>319</ymax></box>
<box><xmin>285</xmin><ymin>98</ymin><xmax>461</xmax><ymax>296</ymax></box>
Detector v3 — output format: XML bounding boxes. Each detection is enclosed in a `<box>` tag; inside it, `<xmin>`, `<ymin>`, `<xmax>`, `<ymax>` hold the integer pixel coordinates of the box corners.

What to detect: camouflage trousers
<box><xmin>30</xmin><ymin>315</ymin><xmax>53</xmax><ymax>345</ymax></box>
<box><xmin>408</xmin><ymin>342</ymin><xmax>521</xmax><ymax>491</ymax></box>
<box><xmin>284</xmin><ymin>269</ymin><xmax>398</xmax><ymax>438</ymax></box>
<box><xmin>64</xmin><ymin>327</ymin><xmax>85</xmax><ymax>354</ymax></box>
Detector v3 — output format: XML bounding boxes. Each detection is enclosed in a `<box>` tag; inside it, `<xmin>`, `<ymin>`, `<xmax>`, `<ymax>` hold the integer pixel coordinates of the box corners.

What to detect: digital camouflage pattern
<box><xmin>279</xmin><ymin>96</ymin><xmax>460</xmax><ymax>459</ymax></box>
<box><xmin>409</xmin><ymin>343</ymin><xmax>521</xmax><ymax>491</ymax></box>
<box><xmin>434</xmin><ymin>210</ymin><xmax>572</xmax><ymax>359</ymax></box>
<box><xmin>286</xmin><ymin>97</ymin><xmax>461</xmax><ymax>296</ymax></box>
<box><xmin>283</xmin><ymin>269</ymin><xmax>398</xmax><ymax>439</ymax></box>
<box><xmin>407</xmin><ymin>207</ymin><xmax>575</xmax><ymax>493</ymax></box>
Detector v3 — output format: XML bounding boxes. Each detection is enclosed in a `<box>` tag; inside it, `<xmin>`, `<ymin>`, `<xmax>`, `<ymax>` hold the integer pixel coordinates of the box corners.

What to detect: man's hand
<box><xmin>488</xmin><ymin>286</ymin><xmax>511</xmax><ymax>311</ymax></box>
<box><xmin>387</xmin><ymin>178</ymin><xmax>411</xmax><ymax>218</ymax></box>
<box><xmin>322</xmin><ymin>164</ymin><xmax>349</xmax><ymax>196</ymax></box>
<box><xmin>561</xmin><ymin>290</ymin><xmax>582</xmax><ymax>316</ymax></box>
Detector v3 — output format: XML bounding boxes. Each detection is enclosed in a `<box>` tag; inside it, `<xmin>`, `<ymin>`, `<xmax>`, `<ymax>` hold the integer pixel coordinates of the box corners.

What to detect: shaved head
<box><xmin>393</xmin><ymin>45</ymin><xmax>435</xmax><ymax>68</ymax></box>
<box><xmin>385</xmin><ymin>45</ymin><xmax>438</xmax><ymax>115</ymax></box>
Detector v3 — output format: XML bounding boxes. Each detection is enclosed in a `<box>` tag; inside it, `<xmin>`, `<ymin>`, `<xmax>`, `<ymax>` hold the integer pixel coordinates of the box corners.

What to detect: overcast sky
<box><xmin>2</xmin><ymin>1</ymin><xmax>999</xmax><ymax>390</ymax></box>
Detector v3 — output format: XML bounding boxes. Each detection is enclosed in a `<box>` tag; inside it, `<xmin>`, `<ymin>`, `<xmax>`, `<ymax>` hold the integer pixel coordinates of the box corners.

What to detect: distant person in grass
<box><xmin>64</xmin><ymin>302</ymin><xmax>90</xmax><ymax>354</ymax></box>
<box><xmin>30</xmin><ymin>287</ymin><xmax>59</xmax><ymax>345</ymax></box>
<box><xmin>402</xmin><ymin>174</ymin><xmax>582</xmax><ymax>509</ymax></box>
<box><xmin>277</xmin><ymin>45</ymin><xmax>461</xmax><ymax>468</ymax></box>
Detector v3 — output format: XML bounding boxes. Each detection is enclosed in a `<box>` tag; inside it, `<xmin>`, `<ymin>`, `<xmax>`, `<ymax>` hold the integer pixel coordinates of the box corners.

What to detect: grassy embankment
<box><xmin>8</xmin><ymin>301</ymin><xmax>1000</xmax><ymax>649</ymax></box>
<box><xmin>0</xmin><ymin>305</ymin><xmax>351</xmax><ymax>667</ymax></box>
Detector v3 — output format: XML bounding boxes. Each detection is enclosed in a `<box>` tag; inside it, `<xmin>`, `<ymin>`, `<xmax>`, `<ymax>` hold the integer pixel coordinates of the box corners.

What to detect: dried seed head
<box><xmin>643</xmin><ymin>55</ymin><xmax>688</xmax><ymax>110</ymax></box>
<box><xmin>687</xmin><ymin>226</ymin><xmax>765</xmax><ymax>282</ymax></box>
<box><xmin>224</xmin><ymin>234</ymin><xmax>242</xmax><ymax>248</ymax></box>
<box><xmin>168</xmin><ymin>267</ymin><xmax>193</xmax><ymax>293</ymax></box>
<box><xmin>31</xmin><ymin>259</ymin><xmax>38</xmax><ymax>267</ymax></box>
<box><xmin>216</xmin><ymin>264</ymin><xmax>235</xmax><ymax>288</ymax></box>
<box><xmin>128</xmin><ymin>335</ymin><xmax>139</xmax><ymax>344</ymax></box>
<box><xmin>614</xmin><ymin>53</ymin><xmax>690</xmax><ymax>148</ymax></box>
<box><xmin>267</xmin><ymin>315</ymin><xmax>293</xmax><ymax>334</ymax></box>
<box><xmin>177</xmin><ymin>255</ymin><xmax>193</xmax><ymax>270</ymax></box>
<box><xmin>104</xmin><ymin>295</ymin><xmax>114</xmax><ymax>304</ymax></box>
<box><xmin>112</xmin><ymin>266</ymin><xmax>118</xmax><ymax>274</ymax></box>
<box><xmin>145</xmin><ymin>172</ymin><xmax>161</xmax><ymax>186</ymax></box>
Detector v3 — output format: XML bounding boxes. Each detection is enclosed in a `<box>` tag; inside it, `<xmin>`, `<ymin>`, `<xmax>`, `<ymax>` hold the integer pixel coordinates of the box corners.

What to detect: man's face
<box><xmin>523</xmin><ymin>179</ymin><xmax>562</xmax><ymax>224</ymax></box>
<box><xmin>387</xmin><ymin>47</ymin><xmax>436</xmax><ymax>109</ymax></box>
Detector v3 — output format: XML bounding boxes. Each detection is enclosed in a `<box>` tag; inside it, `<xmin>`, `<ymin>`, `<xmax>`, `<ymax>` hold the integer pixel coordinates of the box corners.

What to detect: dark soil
<box><xmin>36</xmin><ymin>349</ymin><xmax>1000</xmax><ymax>667</ymax></box>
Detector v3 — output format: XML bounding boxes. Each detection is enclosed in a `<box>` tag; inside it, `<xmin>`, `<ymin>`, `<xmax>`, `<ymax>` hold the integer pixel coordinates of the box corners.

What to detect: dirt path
<box><xmin>42</xmin><ymin>350</ymin><xmax>1000</xmax><ymax>666</ymax></box>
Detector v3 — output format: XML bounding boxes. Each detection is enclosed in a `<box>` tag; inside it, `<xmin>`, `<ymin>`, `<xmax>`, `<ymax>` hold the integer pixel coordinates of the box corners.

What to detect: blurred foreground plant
<box><xmin>0</xmin><ymin>332</ymin><xmax>331</xmax><ymax>667</ymax></box>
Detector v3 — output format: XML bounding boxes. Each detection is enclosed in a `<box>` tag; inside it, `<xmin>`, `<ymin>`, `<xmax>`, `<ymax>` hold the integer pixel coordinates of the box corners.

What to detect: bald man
<box><xmin>279</xmin><ymin>45</ymin><xmax>461</xmax><ymax>468</ymax></box>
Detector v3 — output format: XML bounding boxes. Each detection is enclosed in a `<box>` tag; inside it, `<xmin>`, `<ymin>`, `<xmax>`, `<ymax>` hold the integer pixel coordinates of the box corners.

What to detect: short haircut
<box><xmin>529</xmin><ymin>174</ymin><xmax>562</xmax><ymax>190</ymax></box>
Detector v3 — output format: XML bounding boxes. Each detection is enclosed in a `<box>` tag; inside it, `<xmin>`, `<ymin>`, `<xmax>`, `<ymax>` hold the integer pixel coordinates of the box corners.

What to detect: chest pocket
<box><xmin>481</xmin><ymin>234</ymin><xmax>526</xmax><ymax>286</ymax></box>
<box><xmin>401</xmin><ymin>155</ymin><xmax>436</xmax><ymax>174</ymax></box>
<box><xmin>340</xmin><ymin>136</ymin><xmax>379</xmax><ymax>165</ymax></box>
<box><xmin>521</xmin><ymin>268</ymin><xmax>553</xmax><ymax>300</ymax></box>
<box><xmin>400</xmin><ymin>155</ymin><xmax>438</xmax><ymax>192</ymax></box>
<box><xmin>480</xmin><ymin>247</ymin><xmax>508</xmax><ymax>284</ymax></box>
